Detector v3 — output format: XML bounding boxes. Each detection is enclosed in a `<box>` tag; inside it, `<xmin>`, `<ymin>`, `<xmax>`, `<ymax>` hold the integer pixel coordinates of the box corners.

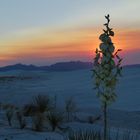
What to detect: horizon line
<box><xmin>0</xmin><ymin>60</ymin><xmax>139</xmax><ymax>68</ymax></box>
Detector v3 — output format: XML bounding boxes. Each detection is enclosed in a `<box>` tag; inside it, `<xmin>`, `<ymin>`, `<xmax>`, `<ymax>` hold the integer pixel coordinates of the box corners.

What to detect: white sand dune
<box><xmin>0</xmin><ymin>66</ymin><xmax>140</xmax><ymax>139</ymax></box>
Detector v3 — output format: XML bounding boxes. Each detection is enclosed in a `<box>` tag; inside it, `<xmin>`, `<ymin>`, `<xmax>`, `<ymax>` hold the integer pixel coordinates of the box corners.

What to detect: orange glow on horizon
<box><xmin>0</xmin><ymin>27</ymin><xmax>140</xmax><ymax>66</ymax></box>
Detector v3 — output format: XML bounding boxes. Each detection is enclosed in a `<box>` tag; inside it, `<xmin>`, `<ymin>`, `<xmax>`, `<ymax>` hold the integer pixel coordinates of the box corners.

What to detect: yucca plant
<box><xmin>23</xmin><ymin>94</ymin><xmax>52</xmax><ymax>116</ymax></box>
<box><xmin>32</xmin><ymin>94</ymin><xmax>52</xmax><ymax>113</ymax></box>
<box><xmin>23</xmin><ymin>94</ymin><xmax>53</xmax><ymax>131</ymax></box>
<box><xmin>46</xmin><ymin>111</ymin><xmax>64</xmax><ymax>131</ymax></box>
<box><xmin>30</xmin><ymin>94</ymin><xmax>52</xmax><ymax>131</ymax></box>
<box><xmin>92</xmin><ymin>14</ymin><xmax>122</xmax><ymax>140</ymax></box>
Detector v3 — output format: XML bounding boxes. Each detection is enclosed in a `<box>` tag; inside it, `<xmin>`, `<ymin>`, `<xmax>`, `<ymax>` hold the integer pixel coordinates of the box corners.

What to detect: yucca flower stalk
<box><xmin>93</xmin><ymin>14</ymin><xmax>122</xmax><ymax>140</ymax></box>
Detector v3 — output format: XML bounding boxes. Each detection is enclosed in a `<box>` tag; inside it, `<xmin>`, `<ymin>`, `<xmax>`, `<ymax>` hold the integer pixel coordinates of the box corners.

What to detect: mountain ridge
<box><xmin>0</xmin><ymin>61</ymin><xmax>139</xmax><ymax>72</ymax></box>
<box><xmin>0</xmin><ymin>61</ymin><xmax>93</xmax><ymax>72</ymax></box>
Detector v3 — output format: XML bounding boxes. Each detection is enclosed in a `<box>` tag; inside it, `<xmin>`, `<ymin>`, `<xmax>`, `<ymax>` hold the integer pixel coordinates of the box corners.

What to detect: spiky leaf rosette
<box><xmin>93</xmin><ymin>15</ymin><xmax>122</xmax><ymax>105</ymax></box>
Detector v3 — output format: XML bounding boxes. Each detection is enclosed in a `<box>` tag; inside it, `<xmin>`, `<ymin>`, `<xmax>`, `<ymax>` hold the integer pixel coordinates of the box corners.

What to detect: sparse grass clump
<box><xmin>67</xmin><ymin>129</ymin><xmax>139</xmax><ymax>140</ymax></box>
<box><xmin>67</xmin><ymin>130</ymin><xmax>102</xmax><ymax>140</ymax></box>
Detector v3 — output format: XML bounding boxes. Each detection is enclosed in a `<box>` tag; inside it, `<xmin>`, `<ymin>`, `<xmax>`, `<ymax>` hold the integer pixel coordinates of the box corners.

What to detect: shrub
<box><xmin>32</xmin><ymin>95</ymin><xmax>52</xmax><ymax>113</ymax></box>
<box><xmin>46</xmin><ymin>111</ymin><xmax>64</xmax><ymax>131</ymax></box>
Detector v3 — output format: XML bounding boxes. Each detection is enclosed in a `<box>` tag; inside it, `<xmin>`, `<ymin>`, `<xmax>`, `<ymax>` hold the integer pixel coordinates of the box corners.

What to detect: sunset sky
<box><xmin>0</xmin><ymin>0</ymin><xmax>140</xmax><ymax>66</ymax></box>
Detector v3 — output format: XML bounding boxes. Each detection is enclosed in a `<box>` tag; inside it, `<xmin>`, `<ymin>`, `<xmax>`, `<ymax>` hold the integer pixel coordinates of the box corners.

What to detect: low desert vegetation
<box><xmin>65</xmin><ymin>97</ymin><xmax>78</xmax><ymax>122</ymax></box>
<box><xmin>3</xmin><ymin>104</ymin><xmax>16</xmax><ymax>127</ymax></box>
<box><xmin>26</xmin><ymin>94</ymin><xmax>54</xmax><ymax>131</ymax></box>
<box><xmin>1</xmin><ymin>94</ymin><xmax>80</xmax><ymax>132</ymax></box>
<box><xmin>66</xmin><ymin>129</ymin><xmax>139</xmax><ymax>140</ymax></box>
<box><xmin>46</xmin><ymin>111</ymin><xmax>64</xmax><ymax>131</ymax></box>
<box><xmin>32</xmin><ymin>112</ymin><xmax>46</xmax><ymax>131</ymax></box>
<box><xmin>32</xmin><ymin>94</ymin><xmax>52</xmax><ymax>113</ymax></box>
<box><xmin>67</xmin><ymin>130</ymin><xmax>102</xmax><ymax>140</ymax></box>
<box><xmin>0</xmin><ymin>95</ymin><xmax>140</xmax><ymax>140</ymax></box>
<box><xmin>16</xmin><ymin>111</ymin><xmax>26</xmax><ymax>129</ymax></box>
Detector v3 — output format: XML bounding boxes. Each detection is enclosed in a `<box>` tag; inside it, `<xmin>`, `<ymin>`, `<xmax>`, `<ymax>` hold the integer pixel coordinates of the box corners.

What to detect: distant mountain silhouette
<box><xmin>0</xmin><ymin>63</ymin><xmax>39</xmax><ymax>71</ymax></box>
<box><xmin>43</xmin><ymin>61</ymin><xmax>93</xmax><ymax>71</ymax></box>
<box><xmin>0</xmin><ymin>62</ymin><xmax>139</xmax><ymax>72</ymax></box>
<box><xmin>0</xmin><ymin>61</ymin><xmax>93</xmax><ymax>72</ymax></box>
